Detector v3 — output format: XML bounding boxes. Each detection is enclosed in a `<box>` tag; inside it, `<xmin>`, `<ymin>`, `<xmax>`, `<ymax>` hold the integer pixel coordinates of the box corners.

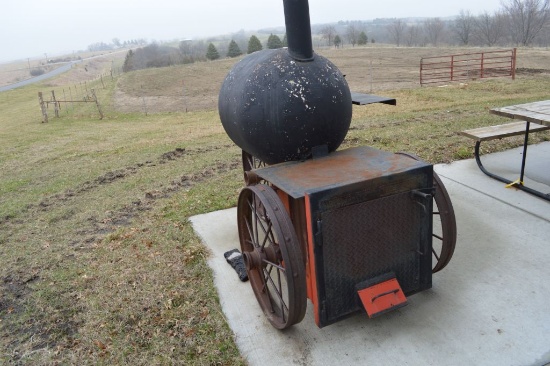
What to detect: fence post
<box><xmin>91</xmin><ymin>89</ymin><xmax>104</xmax><ymax>120</ymax></box>
<box><xmin>450</xmin><ymin>55</ymin><xmax>454</xmax><ymax>82</ymax></box>
<box><xmin>479</xmin><ymin>52</ymin><xmax>485</xmax><ymax>79</ymax></box>
<box><xmin>38</xmin><ymin>92</ymin><xmax>48</xmax><ymax>123</ymax></box>
<box><xmin>512</xmin><ymin>48</ymin><xmax>517</xmax><ymax>80</ymax></box>
<box><xmin>51</xmin><ymin>90</ymin><xmax>59</xmax><ymax>118</ymax></box>
<box><xmin>63</xmin><ymin>89</ymin><xmax>68</xmax><ymax>114</ymax></box>
<box><xmin>182</xmin><ymin>80</ymin><xmax>187</xmax><ymax>112</ymax></box>
<box><xmin>419</xmin><ymin>58</ymin><xmax>423</xmax><ymax>86</ymax></box>
<box><xmin>69</xmin><ymin>87</ymin><xmax>74</xmax><ymax>111</ymax></box>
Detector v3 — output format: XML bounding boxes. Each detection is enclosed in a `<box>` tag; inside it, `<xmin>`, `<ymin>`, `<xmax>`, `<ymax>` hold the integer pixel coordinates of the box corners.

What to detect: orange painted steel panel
<box><xmin>357</xmin><ymin>278</ymin><xmax>408</xmax><ymax>318</ymax></box>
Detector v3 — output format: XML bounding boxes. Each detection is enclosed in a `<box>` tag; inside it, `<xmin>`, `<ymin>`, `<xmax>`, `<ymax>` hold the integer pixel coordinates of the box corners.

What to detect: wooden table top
<box><xmin>490</xmin><ymin>100</ymin><xmax>550</xmax><ymax>126</ymax></box>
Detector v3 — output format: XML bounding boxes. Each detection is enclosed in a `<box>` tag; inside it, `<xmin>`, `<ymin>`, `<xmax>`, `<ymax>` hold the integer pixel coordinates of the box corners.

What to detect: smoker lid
<box><xmin>254</xmin><ymin>146</ymin><xmax>431</xmax><ymax>199</ymax></box>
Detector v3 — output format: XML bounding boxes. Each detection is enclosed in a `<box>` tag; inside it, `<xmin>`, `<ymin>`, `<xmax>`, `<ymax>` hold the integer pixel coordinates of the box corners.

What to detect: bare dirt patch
<box><xmin>112</xmin><ymin>46</ymin><xmax>550</xmax><ymax>114</ymax></box>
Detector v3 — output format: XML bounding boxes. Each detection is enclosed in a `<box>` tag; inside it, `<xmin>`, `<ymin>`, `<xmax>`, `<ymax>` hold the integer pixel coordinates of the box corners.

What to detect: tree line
<box><xmin>121</xmin><ymin>0</ymin><xmax>549</xmax><ymax>73</ymax></box>
<box><xmin>321</xmin><ymin>0</ymin><xmax>549</xmax><ymax>47</ymax></box>
<box><xmin>205</xmin><ymin>34</ymin><xmax>287</xmax><ymax>60</ymax></box>
<box><xmin>123</xmin><ymin>34</ymin><xmax>287</xmax><ymax>72</ymax></box>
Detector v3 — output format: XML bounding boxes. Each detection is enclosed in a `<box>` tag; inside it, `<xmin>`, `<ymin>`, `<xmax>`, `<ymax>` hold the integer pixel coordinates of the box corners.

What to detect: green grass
<box><xmin>0</xmin><ymin>54</ymin><xmax>549</xmax><ymax>364</ymax></box>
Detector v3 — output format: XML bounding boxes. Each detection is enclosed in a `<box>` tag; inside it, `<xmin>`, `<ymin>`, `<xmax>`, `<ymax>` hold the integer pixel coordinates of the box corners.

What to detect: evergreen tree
<box><xmin>247</xmin><ymin>35</ymin><xmax>263</xmax><ymax>54</ymax></box>
<box><xmin>358</xmin><ymin>31</ymin><xmax>368</xmax><ymax>45</ymax></box>
<box><xmin>267</xmin><ymin>34</ymin><xmax>283</xmax><ymax>49</ymax></box>
<box><xmin>282</xmin><ymin>33</ymin><xmax>288</xmax><ymax>47</ymax></box>
<box><xmin>206</xmin><ymin>43</ymin><xmax>220</xmax><ymax>60</ymax></box>
<box><xmin>122</xmin><ymin>49</ymin><xmax>134</xmax><ymax>72</ymax></box>
<box><xmin>334</xmin><ymin>35</ymin><xmax>342</xmax><ymax>48</ymax></box>
<box><xmin>227</xmin><ymin>40</ymin><xmax>242</xmax><ymax>58</ymax></box>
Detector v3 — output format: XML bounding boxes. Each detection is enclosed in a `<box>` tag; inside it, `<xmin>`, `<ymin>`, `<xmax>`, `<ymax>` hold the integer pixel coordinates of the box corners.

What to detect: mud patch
<box><xmin>77</xmin><ymin>159</ymin><xmax>240</xmax><ymax>242</ymax></box>
<box><xmin>0</xmin><ymin>147</ymin><xmax>193</xmax><ymax>224</ymax></box>
<box><xmin>0</xmin><ymin>272</ymin><xmax>39</xmax><ymax>314</ymax></box>
<box><xmin>2</xmin><ymin>270</ymin><xmax>82</xmax><ymax>363</ymax></box>
<box><xmin>1</xmin><ymin>144</ymin><xmax>238</xmax><ymax>257</ymax></box>
<box><xmin>160</xmin><ymin>147</ymin><xmax>186</xmax><ymax>162</ymax></box>
<box><xmin>516</xmin><ymin>67</ymin><xmax>550</xmax><ymax>75</ymax></box>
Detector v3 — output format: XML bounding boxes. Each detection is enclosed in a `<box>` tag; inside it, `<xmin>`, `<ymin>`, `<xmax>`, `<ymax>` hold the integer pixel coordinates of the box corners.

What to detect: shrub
<box><xmin>30</xmin><ymin>68</ymin><xmax>45</xmax><ymax>77</ymax></box>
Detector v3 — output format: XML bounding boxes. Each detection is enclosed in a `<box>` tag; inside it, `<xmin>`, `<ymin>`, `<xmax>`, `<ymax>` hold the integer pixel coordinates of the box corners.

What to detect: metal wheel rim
<box><xmin>237</xmin><ymin>184</ymin><xmax>306</xmax><ymax>329</ymax></box>
<box><xmin>395</xmin><ymin>152</ymin><xmax>457</xmax><ymax>272</ymax></box>
<box><xmin>431</xmin><ymin>171</ymin><xmax>457</xmax><ymax>272</ymax></box>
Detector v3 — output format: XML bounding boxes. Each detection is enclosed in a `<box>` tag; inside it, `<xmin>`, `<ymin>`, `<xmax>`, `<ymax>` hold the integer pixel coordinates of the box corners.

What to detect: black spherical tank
<box><xmin>218</xmin><ymin>0</ymin><xmax>352</xmax><ymax>165</ymax></box>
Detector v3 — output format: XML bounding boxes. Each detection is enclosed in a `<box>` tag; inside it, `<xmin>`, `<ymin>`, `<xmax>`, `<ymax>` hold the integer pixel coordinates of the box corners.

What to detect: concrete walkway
<box><xmin>190</xmin><ymin>143</ymin><xmax>550</xmax><ymax>366</ymax></box>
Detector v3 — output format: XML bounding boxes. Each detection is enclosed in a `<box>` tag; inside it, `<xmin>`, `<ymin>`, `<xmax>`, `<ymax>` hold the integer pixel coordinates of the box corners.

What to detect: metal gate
<box><xmin>420</xmin><ymin>48</ymin><xmax>516</xmax><ymax>86</ymax></box>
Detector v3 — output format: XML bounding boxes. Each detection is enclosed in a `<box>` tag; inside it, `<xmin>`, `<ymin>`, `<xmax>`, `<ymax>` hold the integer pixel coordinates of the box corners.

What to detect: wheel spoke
<box><xmin>248</xmin><ymin>197</ymin><xmax>273</xmax><ymax>247</ymax></box>
<box><xmin>261</xmin><ymin>264</ymin><xmax>274</xmax><ymax>293</ymax></box>
<box><xmin>252</xmin><ymin>196</ymin><xmax>260</xmax><ymax>247</ymax></box>
<box><xmin>263</xmin><ymin>266</ymin><xmax>289</xmax><ymax>314</ymax></box>
<box><xmin>259</xmin><ymin>221</ymin><xmax>274</xmax><ymax>250</ymax></box>
<box><xmin>263</xmin><ymin>259</ymin><xmax>285</xmax><ymax>271</ymax></box>
<box><xmin>244</xmin><ymin>217</ymin><xmax>254</xmax><ymax>247</ymax></box>
<box><xmin>432</xmin><ymin>247</ymin><xmax>440</xmax><ymax>261</ymax></box>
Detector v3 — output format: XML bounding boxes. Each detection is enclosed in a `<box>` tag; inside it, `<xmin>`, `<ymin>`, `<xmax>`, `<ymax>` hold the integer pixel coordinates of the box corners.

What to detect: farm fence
<box><xmin>420</xmin><ymin>49</ymin><xmax>516</xmax><ymax>86</ymax></box>
<box><xmin>37</xmin><ymin>68</ymin><xmax>121</xmax><ymax>122</ymax></box>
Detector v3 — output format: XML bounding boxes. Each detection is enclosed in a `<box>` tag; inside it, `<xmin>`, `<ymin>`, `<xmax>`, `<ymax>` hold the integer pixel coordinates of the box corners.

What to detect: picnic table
<box><xmin>471</xmin><ymin>100</ymin><xmax>550</xmax><ymax>201</ymax></box>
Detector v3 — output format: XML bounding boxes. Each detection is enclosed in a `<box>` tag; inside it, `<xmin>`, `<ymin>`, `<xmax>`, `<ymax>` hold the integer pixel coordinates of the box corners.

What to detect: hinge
<box><xmin>315</xmin><ymin>219</ymin><xmax>323</xmax><ymax>246</ymax></box>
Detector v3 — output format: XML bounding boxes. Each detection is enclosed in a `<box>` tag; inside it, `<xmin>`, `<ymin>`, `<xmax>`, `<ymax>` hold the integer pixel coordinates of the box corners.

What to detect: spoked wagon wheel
<box><xmin>242</xmin><ymin>150</ymin><xmax>267</xmax><ymax>186</ymax></box>
<box><xmin>237</xmin><ymin>184</ymin><xmax>307</xmax><ymax>329</ymax></box>
<box><xmin>396</xmin><ymin>152</ymin><xmax>457</xmax><ymax>273</ymax></box>
<box><xmin>431</xmin><ymin>172</ymin><xmax>457</xmax><ymax>272</ymax></box>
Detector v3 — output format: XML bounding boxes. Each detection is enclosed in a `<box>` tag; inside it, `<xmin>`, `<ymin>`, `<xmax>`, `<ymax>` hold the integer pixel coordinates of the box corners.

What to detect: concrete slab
<box><xmin>436</xmin><ymin>142</ymin><xmax>550</xmax><ymax>222</ymax></box>
<box><xmin>190</xmin><ymin>143</ymin><xmax>550</xmax><ymax>366</ymax></box>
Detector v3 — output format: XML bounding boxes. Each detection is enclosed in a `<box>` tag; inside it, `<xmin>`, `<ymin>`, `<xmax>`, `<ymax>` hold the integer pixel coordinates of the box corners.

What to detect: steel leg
<box><xmin>473</xmin><ymin>138</ymin><xmax>550</xmax><ymax>201</ymax></box>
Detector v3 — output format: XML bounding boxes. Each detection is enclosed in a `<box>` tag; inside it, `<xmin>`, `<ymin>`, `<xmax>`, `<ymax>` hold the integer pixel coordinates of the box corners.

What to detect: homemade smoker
<box><xmin>218</xmin><ymin>0</ymin><xmax>456</xmax><ymax>329</ymax></box>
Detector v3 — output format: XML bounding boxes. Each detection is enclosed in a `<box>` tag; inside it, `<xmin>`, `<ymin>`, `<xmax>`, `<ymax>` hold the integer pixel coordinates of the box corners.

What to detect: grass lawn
<box><xmin>1</xmin><ymin>47</ymin><xmax>549</xmax><ymax>364</ymax></box>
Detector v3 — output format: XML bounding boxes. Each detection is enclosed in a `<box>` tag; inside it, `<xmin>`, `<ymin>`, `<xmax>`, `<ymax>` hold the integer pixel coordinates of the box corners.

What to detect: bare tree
<box><xmin>423</xmin><ymin>18</ymin><xmax>446</xmax><ymax>46</ymax></box>
<box><xmin>112</xmin><ymin>38</ymin><xmax>121</xmax><ymax>48</ymax></box>
<box><xmin>320</xmin><ymin>25</ymin><xmax>337</xmax><ymax>47</ymax></box>
<box><xmin>536</xmin><ymin>21</ymin><xmax>550</xmax><ymax>45</ymax></box>
<box><xmin>346</xmin><ymin>24</ymin><xmax>360</xmax><ymax>47</ymax></box>
<box><xmin>502</xmin><ymin>0</ymin><xmax>550</xmax><ymax>45</ymax></box>
<box><xmin>452</xmin><ymin>10</ymin><xmax>475</xmax><ymax>45</ymax></box>
<box><xmin>405</xmin><ymin>25</ymin><xmax>421</xmax><ymax>46</ymax></box>
<box><xmin>474</xmin><ymin>11</ymin><xmax>508</xmax><ymax>46</ymax></box>
<box><xmin>387</xmin><ymin>19</ymin><xmax>407</xmax><ymax>46</ymax></box>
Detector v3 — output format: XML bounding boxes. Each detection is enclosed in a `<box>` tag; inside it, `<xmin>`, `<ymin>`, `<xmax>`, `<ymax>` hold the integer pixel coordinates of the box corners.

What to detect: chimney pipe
<box><xmin>283</xmin><ymin>0</ymin><xmax>314</xmax><ymax>61</ymax></box>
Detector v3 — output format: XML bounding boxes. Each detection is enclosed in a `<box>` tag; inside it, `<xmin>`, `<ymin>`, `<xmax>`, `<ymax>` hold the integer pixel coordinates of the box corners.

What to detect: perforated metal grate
<box><xmin>320</xmin><ymin>191</ymin><xmax>429</xmax><ymax>323</ymax></box>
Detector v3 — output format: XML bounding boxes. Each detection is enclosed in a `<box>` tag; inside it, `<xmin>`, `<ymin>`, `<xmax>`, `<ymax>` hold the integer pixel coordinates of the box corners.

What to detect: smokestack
<box><xmin>283</xmin><ymin>0</ymin><xmax>314</xmax><ymax>61</ymax></box>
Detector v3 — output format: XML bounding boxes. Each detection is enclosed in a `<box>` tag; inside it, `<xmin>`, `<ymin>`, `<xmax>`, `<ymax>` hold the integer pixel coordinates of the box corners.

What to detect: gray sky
<box><xmin>1</xmin><ymin>0</ymin><xmax>504</xmax><ymax>62</ymax></box>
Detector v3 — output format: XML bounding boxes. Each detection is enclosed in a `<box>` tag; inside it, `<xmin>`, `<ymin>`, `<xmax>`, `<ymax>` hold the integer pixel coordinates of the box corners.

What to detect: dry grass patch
<box><xmin>1</xmin><ymin>46</ymin><xmax>550</xmax><ymax>364</ymax></box>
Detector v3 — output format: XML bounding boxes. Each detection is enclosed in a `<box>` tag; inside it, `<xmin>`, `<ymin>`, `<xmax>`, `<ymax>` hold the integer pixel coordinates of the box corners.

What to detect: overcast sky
<box><xmin>1</xmin><ymin>0</ymin><xmax>504</xmax><ymax>62</ymax></box>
